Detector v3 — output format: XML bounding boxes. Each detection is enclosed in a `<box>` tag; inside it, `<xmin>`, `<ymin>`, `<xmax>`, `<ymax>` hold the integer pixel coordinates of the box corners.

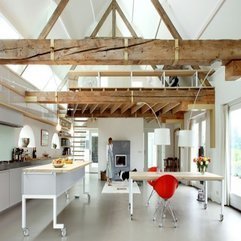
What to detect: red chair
<box><xmin>153</xmin><ymin>174</ymin><xmax>178</xmax><ymax>228</ymax></box>
<box><xmin>146</xmin><ymin>166</ymin><xmax>158</xmax><ymax>205</ymax></box>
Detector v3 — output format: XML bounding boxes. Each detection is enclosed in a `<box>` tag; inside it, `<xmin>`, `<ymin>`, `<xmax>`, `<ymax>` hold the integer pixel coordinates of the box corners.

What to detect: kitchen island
<box><xmin>22</xmin><ymin>161</ymin><xmax>91</xmax><ymax>237</ymax></box>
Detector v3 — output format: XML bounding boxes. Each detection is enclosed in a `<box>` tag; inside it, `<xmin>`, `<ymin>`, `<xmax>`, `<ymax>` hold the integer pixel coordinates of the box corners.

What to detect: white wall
<box><xmin>97</xmin><ymin>118</ymin><xmax>144</xmax><ymax>174</ymax></box>
<box><xmin>208</xmin><ymin>67</ymin><xmax>241</xmax><ymax>202</ymax></box>
<box><xmin>20</xmin><ymin>117</ymin><xmax>62</xmax><ymax>158</ymax></box>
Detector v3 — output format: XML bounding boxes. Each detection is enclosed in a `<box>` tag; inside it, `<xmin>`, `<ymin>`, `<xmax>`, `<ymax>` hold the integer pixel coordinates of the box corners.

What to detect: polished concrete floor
<box><xmin>0</xmin><ymin>173</ymin><xmax>241</xmax><ymax>241</ymax></box>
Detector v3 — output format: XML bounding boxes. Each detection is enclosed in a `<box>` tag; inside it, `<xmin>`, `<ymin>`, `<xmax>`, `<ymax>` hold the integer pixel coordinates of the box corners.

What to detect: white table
<box><xmin>129</xmin><ymin>171</ymin><xmax>224</xmax><ymax>221</ymax></box>
<box><xmin>21</xmin><ymin>161</ymin><xmax>91</xmax><ymax>237</ymax></box>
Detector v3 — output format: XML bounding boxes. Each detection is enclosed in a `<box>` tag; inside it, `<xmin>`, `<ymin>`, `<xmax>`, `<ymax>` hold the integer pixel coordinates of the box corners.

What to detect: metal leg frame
<box><xmin>83</xmin><ymin>175</ymin><xmax>91</xmax><ymax>202</ymax></box>
<box><xmin>146</xmin><ymin>189</ymin><xmax>155</xmax><ymax>206</ymax></box>
<box><xmin>203</xmin><ymin>180</ymin><xmax>224</xmax><ymax>221</ymax></box>
<box><xmin>220</xmin><ymin>180</ymin><xmax>224</xmax><ymax>221</ymax></box>
<box><xmin>153</xmin><ymin>200</ymin><xmax>177</xmax><ymax>228</ymax></box>
<box><xmin>22</xmin><ymin>195</ymin><xmax>67</xmax><ymax>237</ymax></box>
<box><xmin>204</xmin><ymin>181</ymin><xmax>208</xmax><ymax>209</ymax></box>
<box><xmin>129</xmin><ymin>178</ymin><xmax>133</xmax><ymax>219</ymax></box>
<box><xmin>74</xmin><ymin>175</ymin><xmax>90</xmax><ymax>202</ymax></box>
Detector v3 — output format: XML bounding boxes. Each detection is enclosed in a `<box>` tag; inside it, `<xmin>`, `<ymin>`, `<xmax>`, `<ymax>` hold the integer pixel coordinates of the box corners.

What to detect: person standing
<box><xmin>106</xmin><ymin>137</ymin><xmax>113</xmax><ymax>185</ymax></box>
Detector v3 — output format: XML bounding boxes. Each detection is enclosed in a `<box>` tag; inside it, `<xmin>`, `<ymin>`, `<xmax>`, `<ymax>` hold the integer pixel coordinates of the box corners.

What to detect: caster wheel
<box><xmin>204</xmin><ymin>204</ymin><xmax>207</xmax><ymax>209</ymax></box>
<box><xmin>61</xmin><ymin>228</ymin><xmax>67</xmax><ymax>237</ymax></box>
<box><xmin>220</xmin><ymin>214</ymin><xmax>224</xmax><ymax>222</ymax></box>
<box><xmin>23</xmin><ymin>228</ymin><xmax>29</xmax><ymax>236</ymax></box>
<box><xmin>158</xmin><ymin>224</ymin><xmax>163</xmax><ymax>228</ymax></box>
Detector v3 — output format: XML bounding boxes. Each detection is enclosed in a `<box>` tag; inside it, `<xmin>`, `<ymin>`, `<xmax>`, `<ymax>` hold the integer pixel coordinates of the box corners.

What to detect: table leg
<box><xmin>204</xmin><ymin>181</ymin><xmax>208</xmax><ymax>209</ymax></box>
<box><xmin>22</xmin><ymin>195</ymin><xmax>29</xmax><ymax>236</ymax></box>
<box><xmin>83</xmin><ymin>175</ymin><xmax>90</xmax><ymax>202</ymax></box>
<box><xmin>53</xmin><ymin>196</ymin><xmax>66</xmax><ymax>236</ymax></box>
<box><xmin>129</xmin><ymin>178</ymin><xmax>133</xmax><ymax>219</ymax></box>
<box><xmin>220</xmin><ymin>180</ymin><xmax>224</xmax><ymax>221</ymax></box>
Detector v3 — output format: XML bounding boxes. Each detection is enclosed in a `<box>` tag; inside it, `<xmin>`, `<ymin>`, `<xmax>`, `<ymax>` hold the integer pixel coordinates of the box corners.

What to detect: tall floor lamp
<box><xmin>178</xmin><ymin>130</ymin><xmax>195</xmax><ymax>171</ymax></box>
<box><xmin>137</xmin><ymin>102</ymin><xmax>170</xmax><ymax>171</ymax></box>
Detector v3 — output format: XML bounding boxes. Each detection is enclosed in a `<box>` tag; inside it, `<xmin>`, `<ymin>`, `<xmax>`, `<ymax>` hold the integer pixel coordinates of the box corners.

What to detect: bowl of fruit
<box><xmin>64</xmin><ymin>158</ymin><xmax>73</xmax><ymax>164</ymax></box>
<box><xmin>52</xmin><ymin>159</ymin><xmax>64</xmax><ymax>168</ymax></box>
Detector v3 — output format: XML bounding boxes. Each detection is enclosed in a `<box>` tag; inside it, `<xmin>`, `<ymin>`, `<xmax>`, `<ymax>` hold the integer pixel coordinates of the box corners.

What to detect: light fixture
<box><xmin>154</xmin><ymin>128</ymin><xmax>170</xmax><ymax>145</ymax></box>
<box><xmin>56</xmin><ymin>116</ymin><xmax>61</xmax><ymax>132</ymax></box>
<box><xmin>178</xmin><ymin>130</ymin><xmax>194</xmax><ymax>147</ymax></box>
<box><xmin>137</xmin><ymin>102</ymin><xmax>170</xmax><ymax>171</ymax></box>
<box><xmin>69</xmin><ymin>122</ymin><xmax>74</xmax><ymax>136</ymax></box>
<box><xmin>178</xmin><ymin>65</ymin><xmax>215</xmax><ymax>148</ymax></box>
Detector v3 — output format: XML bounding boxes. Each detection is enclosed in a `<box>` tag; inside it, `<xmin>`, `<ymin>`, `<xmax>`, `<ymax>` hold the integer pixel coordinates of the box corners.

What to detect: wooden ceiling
<box><xmin>1</xmin><ymin>0</ymin><xmax>239</xmax><ymax>126</ymax></box>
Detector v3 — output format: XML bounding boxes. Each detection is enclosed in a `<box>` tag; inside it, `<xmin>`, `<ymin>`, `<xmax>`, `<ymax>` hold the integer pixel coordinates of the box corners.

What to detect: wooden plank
<box><xmin>25</xmin><ymin>87</ymin><xmax>215</xmax><ymax>104</ymax></box>
<box><xmin>112</xmin><ymin>0</ymin><xmax>116</xmax><ymax>37</ymax></box>
<box><xmin>110</xmin><ymin>103</ymin><xmax>122</xmax><ymax>114</ymax></box>
<box><xmin>115</xmin><ymin>0</ymin><xmax>138</xmax><ymax>37</ymax></box>
<box><xmin>162</xmin><ymin>102</ymin><xmax>180</xmax><ymax>114</ymax></box>
<box><xmin>225</xmin><ymin>60</ymin><xmax>241</xmax><ymax>80</ymax></box>
<box><xmin>151</xmin><ymin>0</ymin><xmax>181</xmax><ymax>39</ymax></box>
<box><xmin>100</xmin><ymin>104</ymin><xmax>110</xmax><ymax>114</ymax></box>
<box><xmin>90</xmin><ymin>104</ymin><xmax>98</xmax><ymax>114</ymax></box>
<box><xmin>39</xmin><ymin>0</ymin><xmax>69</xmax><ymax>39</ymax></box>
<box><xmin>90</xmin><ymin>2</ymin><xmax>113</xmax><ymax>37</ymax></box>
<box><xmin>0</xmin><ymin>38</ymin><xmax>240</xmax><ymax>65</ymax></box>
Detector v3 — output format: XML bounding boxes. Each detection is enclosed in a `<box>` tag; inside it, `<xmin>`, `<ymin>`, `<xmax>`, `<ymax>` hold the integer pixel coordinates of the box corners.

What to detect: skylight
<box><xmin>0</xmin><ymin>14</ymin><xmax>21</xmax><ymax>39</ymax></box>
<box><xmin>22</xmin><ymin>65</ymin><xmax>62</xmax><ymax>91</ymax></box>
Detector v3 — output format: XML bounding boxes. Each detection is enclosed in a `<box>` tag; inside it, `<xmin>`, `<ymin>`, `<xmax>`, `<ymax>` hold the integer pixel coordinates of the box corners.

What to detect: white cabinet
<box><xmin>9</xmin><ymin>168</ymin><xmax>22</xmax><ymax>207</ymax></box>
<box><xmin>0</xmin><ymin>170</ymin><xmax>10</xmax><ymax>212</ymax></box>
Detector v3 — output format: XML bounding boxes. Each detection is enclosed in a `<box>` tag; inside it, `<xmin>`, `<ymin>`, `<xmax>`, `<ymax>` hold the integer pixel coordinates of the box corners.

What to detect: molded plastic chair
<box><xmin>153</xmin><ymin>174</ymin><xmax>178</xmax><ymax>228</ymax></box>
<box><xmin>146</xmin><ymin>166</ymin><xmax>158</xmax><ymax>205</ymax></box>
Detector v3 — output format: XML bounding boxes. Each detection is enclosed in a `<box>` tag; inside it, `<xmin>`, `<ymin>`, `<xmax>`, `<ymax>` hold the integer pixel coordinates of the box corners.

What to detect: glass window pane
<box><xmin>230</xmin><ymin>108</ymin><xmax>241</xmax><ymax>196</ymax></box>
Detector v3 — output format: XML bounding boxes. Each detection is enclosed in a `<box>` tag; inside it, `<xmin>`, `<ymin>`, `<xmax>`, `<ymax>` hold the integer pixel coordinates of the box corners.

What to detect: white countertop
<box><xmin>23</xmin><ymin>161</ymin><xmax>91</xmax><ymax>173</ymax></box>
<box><xmin>130</xmin><ymin>171</ymin><xmax>224</xmax><ymax>181</ymax></box>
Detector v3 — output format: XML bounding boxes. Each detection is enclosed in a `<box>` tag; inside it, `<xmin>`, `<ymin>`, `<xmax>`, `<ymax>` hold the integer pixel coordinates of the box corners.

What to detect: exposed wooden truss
<box><xmin>39</xmin><ymin>0</ymin><xmax>69</xmax><ymax>39</ymax></box>
<box><xmin>1</xmin><ymin>38</ymin><xmax>240</xmax><ymax>66</ymax></box>
<box><xmin>90</xmin><ymin>0</ymin><xmax>137</xmax><ymax>38</ymax></box>
<box><xmin>151</xmin><ymin>0</ymin><xmax>181</xmax><ymax>39</ymax></box>
<box><xmin>151</xmin><ymin>0</ymin><xmax>211</xmax><ymax>85</ymax></box>
<box><xmin>24</xmin><ymin>87</ymin><xmax>215</xmax><ymax>121</ymax></box>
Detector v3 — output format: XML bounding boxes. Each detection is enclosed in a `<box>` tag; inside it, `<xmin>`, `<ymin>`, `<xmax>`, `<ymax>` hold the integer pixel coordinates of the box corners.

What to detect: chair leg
<box><xmin>154</xmin><ymin>200</ymin><xmax>177</xmax><ymax>228</ymax></box>
<box><xmin>147</xmin><ymin>189</ymin><xmax>155</xmax><ymax>206</ymax></box>
<box><xmin>158</xmin><ymin>202</ymin><xmax>167</xmax><ymax>228</ymax></box>
<box><xmin>167</xmin><ymin>201</ymin><xmax>177</xmax><ymax>227</ymax></box>
<box><xmin>152</xmin><ymin>203</ymin><xmax>161</xmax><ymax>221</ymax></box>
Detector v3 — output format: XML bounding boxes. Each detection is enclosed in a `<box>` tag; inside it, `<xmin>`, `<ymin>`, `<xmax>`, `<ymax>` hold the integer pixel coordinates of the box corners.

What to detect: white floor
<box><xmin>0</xmin><ymin>173</ymin><xmax>241</xmax><ymax>241</ymax></box>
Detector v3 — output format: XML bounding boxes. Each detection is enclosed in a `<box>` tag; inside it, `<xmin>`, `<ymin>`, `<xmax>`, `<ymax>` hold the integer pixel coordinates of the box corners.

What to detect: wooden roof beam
<box><xmin>25</xmin><ymin>88</ymin><xmax>215</xmax><ymax>104</ymax></box>
<box><xmin>1</xmin><ymin>38</ymin><xmax>240</xmax><ymax>66</ymax></box>
<box><xmin>225</xmin><ymin>60</ymin><xmax>241</xmax><ymax>80</ymax></box>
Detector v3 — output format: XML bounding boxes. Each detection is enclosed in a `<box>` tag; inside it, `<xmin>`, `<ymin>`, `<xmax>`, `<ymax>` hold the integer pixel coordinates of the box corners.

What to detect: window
<box><xmin>190</xmin><ymin>114</ymin><xmax>207</xmax><ymax>172</ymax></box>
<box><xmin>230</xmin><ymin>106</ymin><xmax>241</xmax><ymax>197</ymax></box>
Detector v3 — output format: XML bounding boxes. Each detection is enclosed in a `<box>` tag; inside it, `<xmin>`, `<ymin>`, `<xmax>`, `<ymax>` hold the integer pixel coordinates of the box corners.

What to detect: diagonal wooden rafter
<box><xmin>112</xmin><ymin>0</ymin><xmax>116</xmax><ymax>37</ymax></box>
<box><xmin>39</xmin><ymin>0</ymin><xmax>70</xmax><ymax>39</ymax></box>
<box><xmin>90</xmin><ymin>1</ymin><xmax>113</xmax><ymax>37</ymax></box>
<box><xmin>20</xmin><ymin>0</ymin><xmax>70</xmax><ymax>76</ymax></box>
<box><xmin>151</xmin><ymin>0</ymin><xmax>211</xmax><ymax>86</ymax></box>
<box><xmin>151</xmin><ymin>0</ymin><xmax>181</xmax><ymax>39</ymax></box>
<box><xmin>100</xmin><ymin>104</ymin><xmax>110</xmax><ymax>114</ymax></box>
<box><xmin>111</xmin><ymin>103</ymin><xmax>122</xmax><ymax>114</ymax></box>
<box><xmin>114</xmin><ymin>0</ymin><xmax>138</xmax><ymax>37</ymax></box>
